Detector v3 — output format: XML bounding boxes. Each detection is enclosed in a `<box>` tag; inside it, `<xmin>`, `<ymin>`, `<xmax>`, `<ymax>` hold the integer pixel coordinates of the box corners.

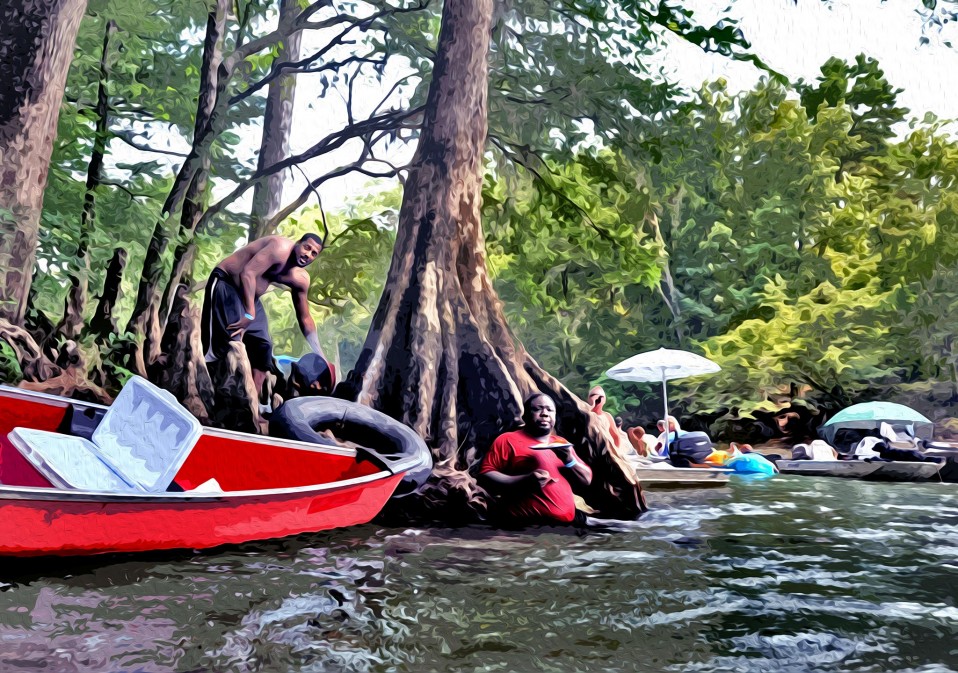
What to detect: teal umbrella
<box><xmin>824</xmin><ymin>402</ymin><xmax>931</xmax><ymax>426</ymax></box>
<box><xmin>820</xmin><ymin>402</ymin><xmax>933</xmax><ymax>445</ymax></box>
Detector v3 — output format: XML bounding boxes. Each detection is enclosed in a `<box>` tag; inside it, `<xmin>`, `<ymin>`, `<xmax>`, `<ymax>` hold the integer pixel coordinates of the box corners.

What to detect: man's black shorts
<box><xmin>201</xmin><ymin>268</ymin><xmax>273</xmax><ymax>371</ymax></box>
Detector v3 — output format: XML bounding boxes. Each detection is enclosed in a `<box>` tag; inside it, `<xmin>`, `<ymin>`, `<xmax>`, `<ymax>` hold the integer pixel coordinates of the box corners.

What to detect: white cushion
<box><xmin>9</xmin><ymin>376</ymin><xmax>201</xmax><ymax>493</ymax></box>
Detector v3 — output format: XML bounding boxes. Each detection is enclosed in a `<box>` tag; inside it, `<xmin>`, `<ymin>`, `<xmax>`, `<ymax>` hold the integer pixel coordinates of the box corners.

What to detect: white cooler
<box><xmin>8</xmin><ymin>376</ymin><xmax>202</xmax><ymax>492</ymax></box>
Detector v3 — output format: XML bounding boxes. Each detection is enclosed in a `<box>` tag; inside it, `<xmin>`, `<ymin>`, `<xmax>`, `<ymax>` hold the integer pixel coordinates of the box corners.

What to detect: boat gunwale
<box><xmin>0</xmin><ymin>468</ymin><xmax>395</xmax><ymax>504</ymax></box>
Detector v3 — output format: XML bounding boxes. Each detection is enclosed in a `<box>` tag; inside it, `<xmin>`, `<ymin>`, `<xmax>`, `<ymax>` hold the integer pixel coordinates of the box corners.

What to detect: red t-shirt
<box><xmin>480</xmin><ymin>429</ymin><xmax>579</xmax><ymax>523</ymax></box>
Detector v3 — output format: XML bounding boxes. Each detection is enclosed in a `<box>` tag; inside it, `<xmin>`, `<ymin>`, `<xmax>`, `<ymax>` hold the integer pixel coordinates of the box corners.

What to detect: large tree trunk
<box><xmin>159</xmin><ymin>236</ymin><xmax>197</xmax><ymax>327</ymax></box>
<box><xmin>344</xmin><ymin>0</ymin><xmax>644</xmax><ymax>520</ymax></box>
<box><xmin>249</xmin><ymin>0</ymin><xmax>301</xmax><ymax>240</ymax></box>
<box><xmin>128</xmin><ymin>0</ymin><xmax>227</xmax><ymax>363</ymax></box>
<box><xmin>0</xmin><ymin>317</ymin><xmax>58</xmax><ymax>382</ymax></box>
<box><xmin>58</xmin><ymin>19</ymin><xmax>115</xmax><ymax>341</ymax></box>
<box><xmin>206</xmin><ymin>342</ymin><xmax>264</xmax><ymax>434</ymax></box>
<box><xmin>0</xmin><ymin>0</ymin><xmax>88</xmax><ymax>325</ymax></box>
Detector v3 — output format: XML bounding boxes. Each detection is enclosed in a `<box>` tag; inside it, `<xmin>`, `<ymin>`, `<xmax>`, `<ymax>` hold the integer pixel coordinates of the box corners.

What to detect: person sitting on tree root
<box><xmin>479</xmin><ymin>393</ymin><xmax>593</xmax><ymax>526</ymax></box>
<box><xmin>201</xmin><ymin>233</ymin><xmax>327</xmax><ymax>409</ymax></box>
<box><xmin>587</xmin><ymin>385</ymin><xmax>631</xmax><ymax>452</ymax></box>
<box><xmin>587</xmin><ymin>385</ymin><xmax>648</xmax><ymax>469</ymax></box>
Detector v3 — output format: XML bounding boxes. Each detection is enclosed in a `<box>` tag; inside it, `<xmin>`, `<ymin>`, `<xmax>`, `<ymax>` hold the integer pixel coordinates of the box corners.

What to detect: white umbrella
<box><xmin>605</xmin><ymin>347</ymin><xmax>721</xmax><ymax>456</ymax></box>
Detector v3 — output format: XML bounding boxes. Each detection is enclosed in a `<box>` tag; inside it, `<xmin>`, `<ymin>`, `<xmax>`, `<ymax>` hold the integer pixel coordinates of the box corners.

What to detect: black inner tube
<box><xmin>270</xmin><ymin>397</ymin><xmax>433</xmax><ymax>497</ymax></box>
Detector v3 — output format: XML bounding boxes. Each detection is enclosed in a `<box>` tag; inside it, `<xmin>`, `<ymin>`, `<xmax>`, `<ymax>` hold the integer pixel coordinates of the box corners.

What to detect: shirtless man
<box><xmin>201</xmin><ymin>233</ymin><xmax>326</xmax><ymax>397</ymax></box>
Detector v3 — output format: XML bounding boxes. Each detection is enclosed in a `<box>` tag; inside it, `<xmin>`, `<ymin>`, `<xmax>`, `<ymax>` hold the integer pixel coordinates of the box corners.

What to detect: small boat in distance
<box><xmin>777</xmin><ymin>459</ymin><xmax>942</xmax><ymax>481</ymax></box>
<box><xmin>0</xmin><ymin>382</ymin><xmax>431</xmax><ymax>557</ymax></box>
<box><xmin>775</xmin><ymin>402</ymin><xmax>946</xmax><ymax>482</ymax></box>
<box><xmin>867</xmin><ymin>460</ymin><xmax>943</xmax><ymax>482</ymax></box>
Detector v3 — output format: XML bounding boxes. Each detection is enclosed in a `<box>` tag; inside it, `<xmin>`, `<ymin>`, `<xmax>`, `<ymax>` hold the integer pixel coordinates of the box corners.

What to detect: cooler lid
<box><xmin>91</xmin><ymin>376</ymin><xmax>202</xmax><ymax>492</ymax></box>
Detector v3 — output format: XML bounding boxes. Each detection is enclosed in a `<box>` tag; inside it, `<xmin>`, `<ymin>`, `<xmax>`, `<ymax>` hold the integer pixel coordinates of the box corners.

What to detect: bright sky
<box><xmin>666</xmin><ymin>0</ymin><xmax>958</xmax><ymax>122</ymax></box>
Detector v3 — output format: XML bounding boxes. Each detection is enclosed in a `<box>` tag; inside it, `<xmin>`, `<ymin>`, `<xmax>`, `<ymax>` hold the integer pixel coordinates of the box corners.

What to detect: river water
<box><xmin>1</xmin><ymin>476</ymin><xmax>956</xmax><ymax>673</ymax></box>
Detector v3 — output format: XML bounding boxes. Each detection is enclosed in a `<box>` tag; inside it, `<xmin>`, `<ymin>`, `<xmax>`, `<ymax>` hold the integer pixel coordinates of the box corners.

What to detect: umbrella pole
<box><xmin>662</xmin><ymin>368</ymin><xmax>670</xmax><ymax>457</ymax></box>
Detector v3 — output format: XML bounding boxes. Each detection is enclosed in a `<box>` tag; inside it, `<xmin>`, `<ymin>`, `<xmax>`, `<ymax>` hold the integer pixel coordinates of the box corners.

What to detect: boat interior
<box><xmin>0</xmin><ymin>386</ymin><xmax>381</xmax><ymax>494</ymax></box>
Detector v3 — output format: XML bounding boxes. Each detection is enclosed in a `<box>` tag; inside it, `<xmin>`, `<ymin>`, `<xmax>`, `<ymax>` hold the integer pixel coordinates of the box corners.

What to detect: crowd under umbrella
<box><xmin>605</xmin><ymin>347</ymin><xmax>722</xmax><ymax>456</ymax></box>
<box><xmin>819</xmin><ymin>401</ymin><xmax>934</xmax><ymax>447</ymax></box>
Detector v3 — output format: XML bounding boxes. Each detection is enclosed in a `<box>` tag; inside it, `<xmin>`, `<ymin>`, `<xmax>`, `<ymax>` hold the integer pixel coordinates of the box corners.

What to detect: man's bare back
<box><xmin>217</xmin><ymin>235</ymin><xmax>307</xmax><ymax>298</ymax></box>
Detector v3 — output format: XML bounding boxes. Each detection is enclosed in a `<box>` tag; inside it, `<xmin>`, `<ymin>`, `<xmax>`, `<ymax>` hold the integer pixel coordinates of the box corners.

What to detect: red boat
<box><xmin>0</xmin><ymin>382</ymin><xmax>431</xmax><ymax>557</ymax></box>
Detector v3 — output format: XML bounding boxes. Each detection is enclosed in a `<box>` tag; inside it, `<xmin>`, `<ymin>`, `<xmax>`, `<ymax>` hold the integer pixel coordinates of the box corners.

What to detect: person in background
<box><xmin>627</xmin><ymin>425</ymin><xmax>656</xmax><ymax>457</ymax></box>
<box><xmin>480</xmin><ymin>393</ymin><xmax>592</xmax><ymax>525</ymax></box>
<box><xmin>587</xmin><ymin>386</ymin><xmax>629</xmax><ymax>450</ymax></box>
<box><xmin>705</xmin><ymin>442</ymin><xmax>757</xmax><ymax>466</ymax></box>
<box><xmin>653</xmin><ymin>415</ymin><xmax>683</xmax><ymax>456</ymax></box>
<box><xmin>289</xmin><ymin>353</ymin><xmax>337</xmax><ymax>397</ymax></box>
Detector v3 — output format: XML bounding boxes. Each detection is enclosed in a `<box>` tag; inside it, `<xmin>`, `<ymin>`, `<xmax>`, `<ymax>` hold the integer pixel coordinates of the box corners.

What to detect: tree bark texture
<box><xmin>128</xmin><ymin>0</ymin><xmax>227</xmax><ymax>362</ymax></box>
<box><xmin>0</xmin><ymin>317</ymin><xmax>58</xmax><ymax>382</ymax></box>
<box><xmin>149</xmin><ymin>285</ymin><xmax>215</xmax><ymax>424</ymax></box>
<box><xmin>157</xmin><ymin>0</ymin><xmax>229</xmax><ymax>330</ymax></box>
<box><xmin>249</xmin><ymin>0</ymin><xmax>302</xmax><ymax>240</ymax></box>
<box><xmin>58</xmin><ymin>19</ymin><xmax>115</xmax><ymax>341</ymax></box>
<box><xmin>344</xmin><ymin>0</ymin><xmax>645</xmax><ymax>520</ymax></box>
<box><xmin>0</xmin><ymin>0</ymin><xmax>88</xmax><ymax>325</ymax></box>
<box><xmin>206</xmin><ymin>341</ymin><xmax>264</xmax><ymax>435</ymax></box>
<box><xmin>90</xmin><ymin>246</ymin><xmax>127</xmax><ymax>339</ymax></box>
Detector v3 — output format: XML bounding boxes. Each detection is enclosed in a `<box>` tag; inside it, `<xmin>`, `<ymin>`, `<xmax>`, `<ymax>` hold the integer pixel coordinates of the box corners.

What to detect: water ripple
<box><xmin>0</xmin><ymin>478</ymin><xmax>956</xmax><ymax>672</ymax></box>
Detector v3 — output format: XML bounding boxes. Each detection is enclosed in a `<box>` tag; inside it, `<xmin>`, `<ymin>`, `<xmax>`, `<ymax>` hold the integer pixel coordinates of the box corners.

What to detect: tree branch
<box><xmin>231</xmin><ymin>52</ymin><xmax>384</xmax><ymax>106</ymax></box>
<box><xmin>111</xmin><ymin>130</ymin><xmax>189</xmax><ymax>157</ymax></box>
<box><xmin>262</xmin><ymin>133</ymin><xmax>412</xmax><ymax>232</ymax></box>
<box><xmin>228</xmin><ymin>0</ymin><xmax>429</xmax><ymax>97</ymax></box>
<box><xmin>233</xmin><ymin>0</ymin><xmax>249</xmax><ymax>48</ymax></box>
<box><xmin>370</xmin><ymin>73</ymin><xmax>415</xmax><ymax>117</ymax></box>
<box><xmin>198</xmin><ymin>105</ymin><xmax>423</xmax><ymax>231</ymax></box>
<box><xmin>101</xmin><ymin>180</ymin><xmax>150</xmax><ymax>201</ymax></box>
<box><xmin>226</xmin><ymin>0</ymin><xmax>332</xmax><ymax>67</ymax></box>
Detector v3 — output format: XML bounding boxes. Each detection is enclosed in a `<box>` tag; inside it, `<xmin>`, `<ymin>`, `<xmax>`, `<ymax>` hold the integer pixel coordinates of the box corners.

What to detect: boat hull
<box><xmin>865</xmin><ymin>461</ymin><xmax>943</xmax><ymax>482</ymax></box>
<box><xmin>0</xmin><ymin>474</ymin><xmax>402</xmax><ymax>557</ymax></box>
<box><xmin>776</xmin><ymin>460</ymin><xmax>883</xmax><ymax>478</ymax></box>
<box><xmin>0</xmin><ymin>385</ymin><xmax>415</xmax><ymax>557</ymax></box>
<box><xmin>777</xmin><ymin>460</ymin><xmax>943</xmax><ymax>481</ymax></box>
<box><xmin>924</xmin><ymin>447</ymin><xmax>958</xmax><ymax>483</ymax></box>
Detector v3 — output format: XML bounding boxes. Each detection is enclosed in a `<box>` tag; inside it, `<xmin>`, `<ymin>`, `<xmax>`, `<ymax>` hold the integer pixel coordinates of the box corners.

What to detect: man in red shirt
<box><xmin>480</xmin><ymin>393</ymin><xmax>593</xmax><ymax>524</ymax></box>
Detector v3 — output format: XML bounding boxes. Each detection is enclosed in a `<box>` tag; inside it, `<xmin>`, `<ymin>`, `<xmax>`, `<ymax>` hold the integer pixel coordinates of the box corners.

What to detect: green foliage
<box><xmin>483</xmin><ymin>149</ymin><xmax>662</xmax><ymax>397</ymax></box>
<box><xmin>798</xmin><ymin>55</ymin><xmax>909</xmax><ymax>172</ymax></box>
<box><xmin>0</xmin><ymin>342</ymin><xmax>23</xmax><ymax>385</ymax></box>
<box><xmin>39</xmin><ymin>0</ymin><xmax>207</xmax><ymax>325</ymax></box>
<box><xmin>480</xmin><ymin>54</ymin><xmax>958</xmax><ymax>425</ymax></box>
<box><xmin>31</xmin><ymin>0</ymin><xmax>958</xmax><ymax>439</ymax></box>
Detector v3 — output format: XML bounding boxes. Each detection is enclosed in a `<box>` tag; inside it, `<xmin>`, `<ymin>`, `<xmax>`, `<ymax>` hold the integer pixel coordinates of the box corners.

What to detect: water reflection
<box><xmin>0</xmin><ymin>477</ymin><xmax>956</xmax><ymax>672</ymax></box>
